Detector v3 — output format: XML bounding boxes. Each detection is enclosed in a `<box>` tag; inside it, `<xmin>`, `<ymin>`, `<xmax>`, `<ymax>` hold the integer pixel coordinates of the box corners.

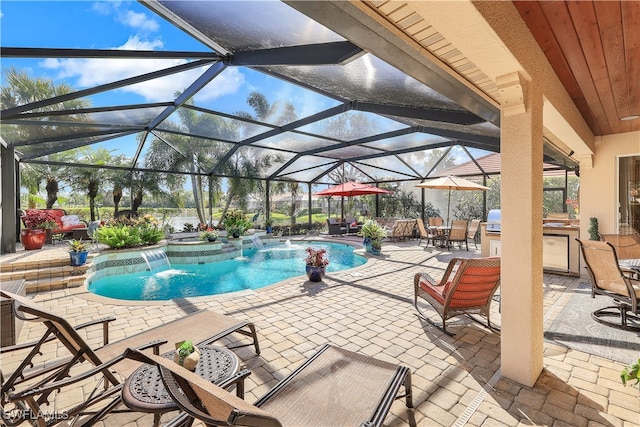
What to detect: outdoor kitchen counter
<box><xmin>480</xmin><ymin>223</ymin><xmax>580</xmax><ymax>276</ymax></box>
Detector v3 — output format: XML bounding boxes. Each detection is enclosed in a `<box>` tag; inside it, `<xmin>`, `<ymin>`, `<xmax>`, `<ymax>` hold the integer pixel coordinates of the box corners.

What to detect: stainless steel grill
<box><xmin>486</xmin><ymin>209</ymin><xmax>501</xmax><ymax>233</ymax></box>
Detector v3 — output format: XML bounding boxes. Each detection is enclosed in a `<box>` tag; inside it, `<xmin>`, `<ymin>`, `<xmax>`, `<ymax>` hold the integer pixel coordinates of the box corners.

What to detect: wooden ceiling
<box><xmin>514</xmin><ymin>1</ymin><xmax>640</xmax><ymax>136</ymax></box>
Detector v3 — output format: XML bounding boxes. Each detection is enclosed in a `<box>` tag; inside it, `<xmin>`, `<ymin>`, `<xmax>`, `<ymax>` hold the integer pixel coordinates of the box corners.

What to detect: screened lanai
<box><xmin>0</xmin><ymin>0</ymin><xmax>579</xmax><ymax>251</ymax></box>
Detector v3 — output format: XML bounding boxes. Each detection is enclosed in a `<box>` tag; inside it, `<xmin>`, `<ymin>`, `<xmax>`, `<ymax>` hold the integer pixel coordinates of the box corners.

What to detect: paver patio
<box><xmin>1</xmin><ymin>237</ymin><xmax>637</xmax><ymax>426</ymax></box>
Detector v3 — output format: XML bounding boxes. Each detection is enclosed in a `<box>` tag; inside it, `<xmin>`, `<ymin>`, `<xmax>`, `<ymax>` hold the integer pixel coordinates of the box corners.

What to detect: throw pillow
<box><xmin>61</xmin><ymin>215</ymin><xmax>80</xmax><ymax>227</ymax></box>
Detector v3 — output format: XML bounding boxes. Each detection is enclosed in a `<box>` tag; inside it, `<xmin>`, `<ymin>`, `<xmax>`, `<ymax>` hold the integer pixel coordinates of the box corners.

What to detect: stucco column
<box><xmin>499</xmin><ymin>72</ymin><xmax>544</xmax><ymax>386</ymax></box>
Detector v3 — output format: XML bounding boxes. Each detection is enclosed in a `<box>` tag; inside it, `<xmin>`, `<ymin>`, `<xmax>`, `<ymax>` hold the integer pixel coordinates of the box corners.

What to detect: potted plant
<box><xmin>370</xmin><ymin>238</ymin><xmax>383</xmax><ymax>255</ymax></box>
<box><xmin>358</xmin><ymin>220</ymin><xmax>386</xmax><ymax>254</ymax></box>
<box><xmin>264</xmin><ymin>218</ymin><xmax>274</xmax><ymax>234</ymax></box>
<box><xmin>305</xmin><ymin>247</ymin><xmax>329</xmax><ymax>282</ymax></box>
<box><xmin>20</xmin><ymin>210</ymin><xmax>58</xmax><ymax>250</ymax></box>
<box><xmin>173</xmin><ymin>340</ymin><xmax>200</xmax><ymax>371</ymax></box>
<box><xmin>68</xmin><ymin>239</ymin><xmax>90</xmax><ymax>266</ymax></box>
<box><xmin>223</xmin><ymin>209</ymin><xmax>252</xmax><ymax>238</ymax></box>
<box><xmin>621</xmin><ymin>358</ymin><xmax>639</xmax><ymax>389</ymax></box>
<box><xmin>588</xmin><ymin>217</ymin><xmax>600</xmax><ymax>241</ymax></box>
<box><xmin>199</xmin><ymin>228</ymin><xmax>219</xmax><ymax>242</ymax></box>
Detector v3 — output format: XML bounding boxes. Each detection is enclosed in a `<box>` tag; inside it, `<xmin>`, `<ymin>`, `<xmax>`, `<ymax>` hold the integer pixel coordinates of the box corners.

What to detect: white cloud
<box><xmin>92</xmin><ymin>2</ymin><xmax>159</xmax><ymax>33</ymax></box>
<box><xmin>120</xmin><ymin>10</ymin><xmax>159</xmax><ymax>32</ymax></box>
<box><xmin>193</xmin><ymin>68</ymin><xmax>245</xmax><ymax>102</ymax></box>
<box><xmin>39</xmin><ymin>37</ymin><xmax>245</xmax><ymax>103</ymax></box>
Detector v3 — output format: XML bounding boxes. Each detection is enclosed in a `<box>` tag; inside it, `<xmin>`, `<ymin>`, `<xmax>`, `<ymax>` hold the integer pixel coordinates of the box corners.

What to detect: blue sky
<box><xmin>0</xmin><ymin>0</ymin><xmax>343</xmax><ymax>169</ymax></box>
<box><xmin>0</xmin><ymin>1</ymin><xmax>336</xmax><ymax>119</ymax></box>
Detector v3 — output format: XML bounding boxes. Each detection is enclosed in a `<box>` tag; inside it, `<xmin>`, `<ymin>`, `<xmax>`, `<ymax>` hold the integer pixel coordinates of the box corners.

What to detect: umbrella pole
<box><xmin>446</xmin><ymin>189</ymin><xmax>451</xmax><ymax>226</ymax></box>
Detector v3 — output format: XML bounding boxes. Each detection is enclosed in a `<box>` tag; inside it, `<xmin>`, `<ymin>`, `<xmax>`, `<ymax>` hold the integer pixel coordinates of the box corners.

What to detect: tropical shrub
<box><xmin>222</xmin><ymin>209</ymin><xmax>252</xmax><ymax>236</ymax></box>
<box><xmin>97</xmin><ymin>214</ymin><xmax>164</xmax><ymax>248</ymax></box>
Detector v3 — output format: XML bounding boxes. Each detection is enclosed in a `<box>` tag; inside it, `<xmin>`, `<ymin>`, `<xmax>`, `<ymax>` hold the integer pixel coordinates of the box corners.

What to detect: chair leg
<box><xmin>413</xmin><ymin>298</ymin><xmax>454</xmax><ymax>336</ymax></box>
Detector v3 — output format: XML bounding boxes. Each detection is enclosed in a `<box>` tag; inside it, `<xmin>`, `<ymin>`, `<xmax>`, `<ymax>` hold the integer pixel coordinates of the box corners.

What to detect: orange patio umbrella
<box><xmin>315</xmin><ymin>182</ymin><xmax>393</xmax><ymax>218</ymax></box>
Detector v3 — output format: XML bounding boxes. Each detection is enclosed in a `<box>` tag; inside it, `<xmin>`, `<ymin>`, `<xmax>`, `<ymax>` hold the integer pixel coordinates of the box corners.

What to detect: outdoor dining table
<box><xmin>434</xmin><ymin>226</ymin><xmax>451</xmax><ymax>248</ymax></box>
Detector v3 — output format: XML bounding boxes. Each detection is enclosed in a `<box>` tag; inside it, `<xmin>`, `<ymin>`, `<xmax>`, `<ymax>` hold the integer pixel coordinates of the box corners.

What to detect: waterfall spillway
<box><xmin>141</xmin><ymin>249</ymin><xmax>171</xmax><ymax>273</ymax></box>
<box><xmin>250</xmin><ymin>234</ymin><xmax>264</xmax><ymax>250</ymax></box>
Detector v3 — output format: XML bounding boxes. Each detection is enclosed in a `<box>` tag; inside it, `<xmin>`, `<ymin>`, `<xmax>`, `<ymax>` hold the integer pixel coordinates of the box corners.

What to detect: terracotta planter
<box><xmin>306</xmin><ymin>265</ymin><xmax>326</xmax><ymax>282</ymax></box>
<box><xmin>21</xmin><ymin>229</ymin><xmax>47</xmax><ymax>250</ymax></box>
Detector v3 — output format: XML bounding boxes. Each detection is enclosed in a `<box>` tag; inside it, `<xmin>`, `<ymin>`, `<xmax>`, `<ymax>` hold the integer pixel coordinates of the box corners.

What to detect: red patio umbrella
<box><xmin>315</xmin><ymin>182</ymin><xmax>393</xmax><ymax>219</ymax></box>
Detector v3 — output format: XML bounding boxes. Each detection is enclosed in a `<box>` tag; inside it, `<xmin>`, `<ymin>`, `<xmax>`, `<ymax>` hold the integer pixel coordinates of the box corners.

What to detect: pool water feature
<box><xmin>88</xmin><ymin>242</ymin><xmax>366</xmax><ymax>301</ymax></box>
<box><xmin>140</xmin><ymin>249</ymin><xmax>171</xmax><ymax>272</ymax></box>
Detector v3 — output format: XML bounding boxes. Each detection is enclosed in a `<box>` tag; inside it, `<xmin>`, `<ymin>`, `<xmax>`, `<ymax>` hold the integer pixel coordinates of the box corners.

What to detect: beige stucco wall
<box><xmin>580</xmin><ymin>131</ymin><xmax>640</xmax><ymax>235</ymax></box>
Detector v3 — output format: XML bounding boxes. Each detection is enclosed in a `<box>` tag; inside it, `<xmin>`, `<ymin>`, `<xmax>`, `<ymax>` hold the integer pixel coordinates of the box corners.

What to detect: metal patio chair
<box><xmin>0</xmin><ymin>291</ymin><xmax>260</xmax><ymax>426</ymax></box>
<box><xmin>123</xmin><ymin>343</ymin><xmax>413</xmax><ymax>427</ymax></box>
<box><xmin>576</xmin><ymin>238</ymin><xmax>640</xmax><ymax>331</ymax></box>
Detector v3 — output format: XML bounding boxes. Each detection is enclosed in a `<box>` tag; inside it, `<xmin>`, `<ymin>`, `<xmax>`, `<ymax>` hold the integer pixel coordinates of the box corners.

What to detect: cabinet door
<box><xmin>490</xmin><ymin>240</ymin><xmax>502</xmax><ymax>256</ymax></box>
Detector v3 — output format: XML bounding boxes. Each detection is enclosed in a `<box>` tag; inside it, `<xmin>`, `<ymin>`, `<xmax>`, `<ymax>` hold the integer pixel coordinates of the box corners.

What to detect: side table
<box><xmin>122</xmin><ymin>345</ymin><xmax>242</xmax><ymax>425</ymax></box>
<box><xmin>1</xmin><ymin>280</ymin><xmax>26</xmax><ymax>347</ymax></box>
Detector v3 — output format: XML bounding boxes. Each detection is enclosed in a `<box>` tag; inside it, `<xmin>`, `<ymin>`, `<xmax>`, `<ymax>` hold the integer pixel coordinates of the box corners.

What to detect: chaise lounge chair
<box><xmin>0</xmin><ymin>291</ymin><xmax>260</xmax><ymax>426</ymax></box>
<box><xmin>414</xmin><ymin>257</ymin><xmax>501</xmax><ymax>335</ymax></box>
<box><xmin>123</xmin><ymin>342</ymin><xmax>413</xmax><ymax>427</ymax></box>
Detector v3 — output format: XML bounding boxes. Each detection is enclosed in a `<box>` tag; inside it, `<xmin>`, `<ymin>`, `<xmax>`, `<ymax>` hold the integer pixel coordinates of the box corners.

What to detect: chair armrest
<box><xmin>7</xmin><ymin>339</ymin><xmax>167</xmax><ymax>401</ymax></box>
<box><xmin>0</xmin><ymin>317</ymin><xmax>116</xmax><ymax>355</ymax></box>
<box><xmin>217</xmin><ymin>368</ymin><xmax>252</xmax><ymax>398</ymax></box>
<box><xmin>76</xmin><ymin>316</ymin><xmax>116</xmax><ymax>346</ymax></box>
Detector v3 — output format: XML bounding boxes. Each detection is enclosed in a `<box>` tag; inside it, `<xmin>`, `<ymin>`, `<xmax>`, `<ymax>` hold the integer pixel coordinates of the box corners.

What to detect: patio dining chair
<box><xmin>575</xmin><ymin>238</ymin><xmax>640</xmax><ymax>331</ymax></box>
<box><xmin>123</xmin><ymin>342</ymin><xmax>413</xmax><ymax>427</ymax></box>
<box><xmin>466</xmin><ymin>219</ymin><xmax>482</xmax><ymax>249</ymax></box>
<box><xmin>416</xmin><ymin>218</ymin><xmax>437</xmax><ymax>249</ymax></box>
<box><xmin>445</xmin><ymin>219</ymin><xmax>469</xmax><ymax>250</ymax></box>
<box><xmin>0</xmin><ymin>291</ymin><xmax>260</xmax><ymax>427</ymax></box>
<box><xmin>413</xmin><ymin>257</ymin><xmax>501</xmax><ymax>335</ymax></box>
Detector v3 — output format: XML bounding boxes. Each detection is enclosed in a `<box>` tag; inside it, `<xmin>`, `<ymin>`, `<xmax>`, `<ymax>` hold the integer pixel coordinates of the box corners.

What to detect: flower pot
<box><xmin>20</xmin><ymin>229</ymin><xmax>47</xmax><ymax>250</ymax></box>
<box><xmin>207</xmin><ymin>237</ymin><xmax>217</xmax><ymax>242</ymax></box>
<box><xmin>173</xmin><ymin>344</ymin><xmax>201</xmax><ymax>371</ymax></box>
<box><xmin>362</xmin><ymin>238</ymin><xmax>372</xmax><ymax>253</ymax></box>
<box><xmin>305</xmin><ymin>265</ymin><xmax>326</xmax><ymax>282</ymax></box>
<box><xmin>69</xmin><ymin>250</ymin><xmax>89</xmax><ymax>266</ymax></box>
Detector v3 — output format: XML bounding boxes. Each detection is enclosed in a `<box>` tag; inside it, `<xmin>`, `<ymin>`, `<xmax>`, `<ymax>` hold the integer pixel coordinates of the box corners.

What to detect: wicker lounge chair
<box><xmin>575</xmin><ymin>238</ymin><xmax>640</xmax><ymax>331</ymax></box>
<box><xmin>123</xmin><ymin>343</ymin><xmax>413</xmax><ymax>427</ymax></box>
<box><xmin>414</xmin><ymin>257</ymin><xmax>501</xmax><ymax>335</ymax></box>
<box><xmin>326</xmin><ymin>218</ymin><xmax>346</xmax><ymax>236</ymax></box>
<box><xmin>0</xmin><ymin>291</ymin><xmax>260</xmax><ymax>426</ymax></box>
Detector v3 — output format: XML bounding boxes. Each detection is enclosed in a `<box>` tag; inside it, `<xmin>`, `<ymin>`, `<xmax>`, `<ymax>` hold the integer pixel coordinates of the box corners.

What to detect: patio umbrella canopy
<box><xmin>315</xmin><ymin>182</ymin><xmax>393</xmax><ymax>218</ymax></box>
<box><xmin>415</xmin><ymin>176</ymin><xmax>489</xmax><ymax>225</ymax></box>
<box><xmin>315</xmin><ymin>182</ymin><xmax>394</xmax><ymax>197</ymax></box>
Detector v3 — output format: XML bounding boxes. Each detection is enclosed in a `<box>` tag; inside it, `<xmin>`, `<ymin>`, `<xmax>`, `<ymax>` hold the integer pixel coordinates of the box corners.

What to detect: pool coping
<box><xmin>77</xmin><ymin>237</ymin><xmax>376</xmax><ymax>306</ymax></box>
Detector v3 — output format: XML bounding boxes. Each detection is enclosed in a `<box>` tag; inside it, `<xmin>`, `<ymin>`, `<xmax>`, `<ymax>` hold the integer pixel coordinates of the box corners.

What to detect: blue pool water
<box><xmin>88</xmin><ymin>242</ymin><xmax>366</xmax><ymax>301</ymax></box>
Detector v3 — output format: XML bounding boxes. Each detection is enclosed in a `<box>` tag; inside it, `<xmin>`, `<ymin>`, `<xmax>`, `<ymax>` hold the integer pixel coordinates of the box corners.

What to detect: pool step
<box><xmin>1</xmin><ymin>254</ymin><xmax>92</xmax><ymax>294</ymax></box>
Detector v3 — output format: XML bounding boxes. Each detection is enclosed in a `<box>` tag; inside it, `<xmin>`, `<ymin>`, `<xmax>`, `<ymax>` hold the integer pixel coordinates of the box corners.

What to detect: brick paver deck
<box><xmin>1</xmin><ymin>236</ymin><xmax>638</xmax><ymax>426</ymax></box>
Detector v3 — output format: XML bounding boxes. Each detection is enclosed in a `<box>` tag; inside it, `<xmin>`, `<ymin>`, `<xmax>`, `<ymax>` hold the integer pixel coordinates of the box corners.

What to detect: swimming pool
<box><xmin>88</xmin><ymin>242</ymin><xmax>366</xmax><ymax>301</ymax></box>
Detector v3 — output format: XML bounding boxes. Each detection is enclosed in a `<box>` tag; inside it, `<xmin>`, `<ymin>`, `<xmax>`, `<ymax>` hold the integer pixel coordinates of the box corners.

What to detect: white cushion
<box><xmin>61</xmin><ymin>215</ymin><xmax>80</xmax><ymax>227</ymax></box>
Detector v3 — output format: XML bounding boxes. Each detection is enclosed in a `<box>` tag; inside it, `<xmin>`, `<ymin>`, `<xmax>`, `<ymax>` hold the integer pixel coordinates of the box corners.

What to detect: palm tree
<box><xmin>1</xmin><ymin>67</ymin><xmax>89</xmax><ymax>208</ymax></box>
<box><xmin>68</xmin><ymin>148</ymin><xmax>112</xmax><ymax>221</ymax></box>
<box><xmin>143</xmin><ymin>107</ymin><xmax>231</xmax><ymax>225</ymax></box>
<box><xmin>228</xmin><ymin>91</ymin><xmax>296</xmax><ymax>221</ymax></box>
